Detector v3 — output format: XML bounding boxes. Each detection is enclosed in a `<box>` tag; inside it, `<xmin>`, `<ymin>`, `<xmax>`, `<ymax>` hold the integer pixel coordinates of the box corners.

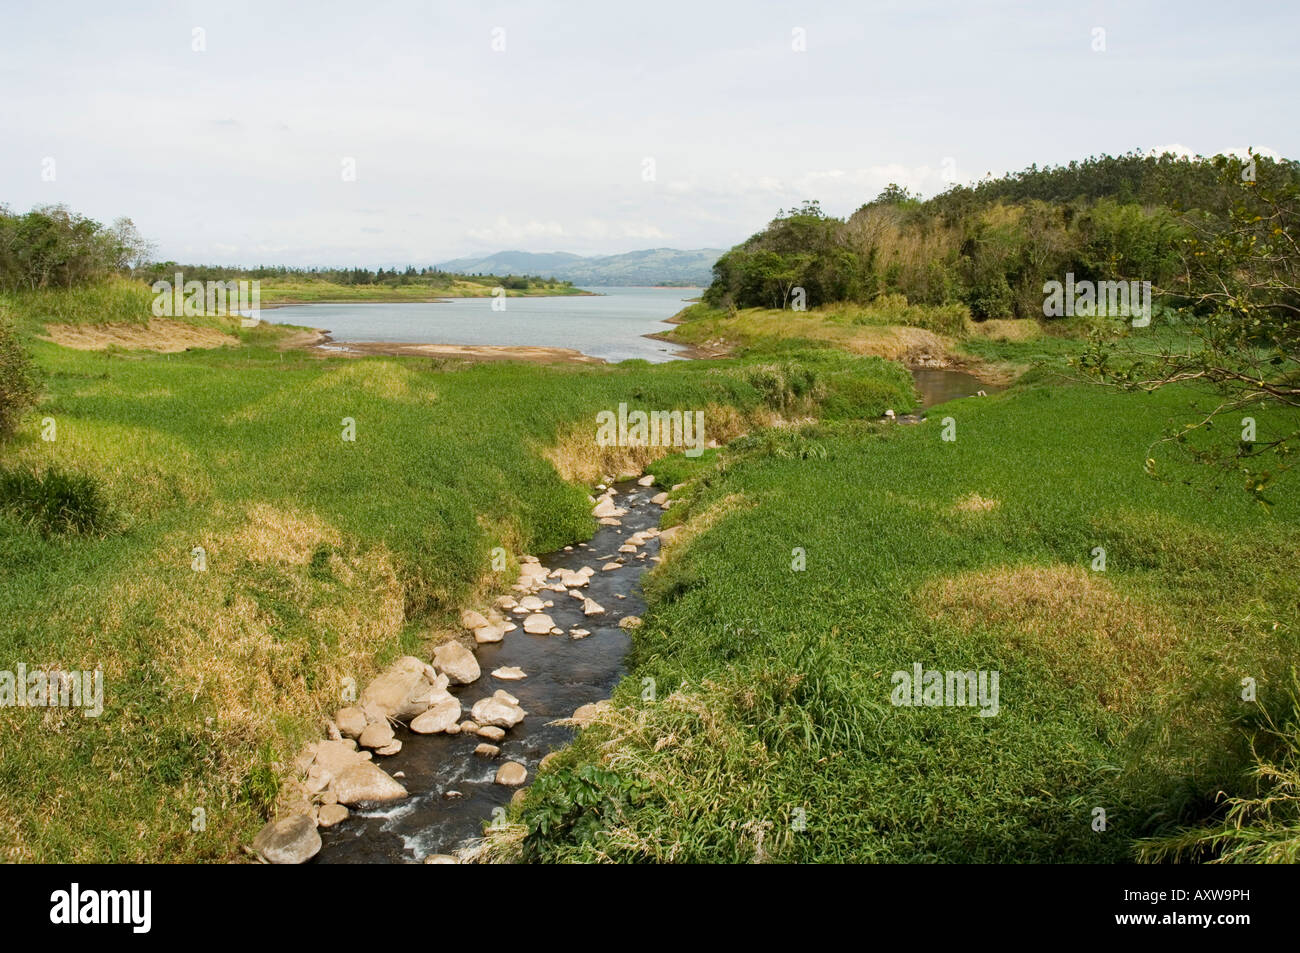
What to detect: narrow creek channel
<box><xmin>315</xmin><ymin>366</ymin><xmax>996</xmax><ymax>864</ymax></box>
<box><xmin>316</xmin><ymin>479</ymin><xmax>661</xmax><ymax>863</ymax></box>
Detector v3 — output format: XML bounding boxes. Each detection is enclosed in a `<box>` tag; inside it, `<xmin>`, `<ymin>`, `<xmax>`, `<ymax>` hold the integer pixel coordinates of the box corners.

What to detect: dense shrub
<box><xmin>0</xmin><ymin>314</ymin><xmax>39</xmax><ymax>438</ymax></box>
<box><xmin>0</xmin><ymin>465</ymin><xmax>112</xmax><ymax>536</ymax></box>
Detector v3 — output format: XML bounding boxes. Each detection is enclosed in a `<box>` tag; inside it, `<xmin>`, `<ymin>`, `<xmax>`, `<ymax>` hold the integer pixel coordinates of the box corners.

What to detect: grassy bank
<box><xmin>490</xmin><ymin>379</ymin><xmax>1299</xmax><ymax>862</ymax></box>
<box><xmin>0</xmin><ymin>286</ymin><xmax>912</xmax><ymax>862</ymax></box>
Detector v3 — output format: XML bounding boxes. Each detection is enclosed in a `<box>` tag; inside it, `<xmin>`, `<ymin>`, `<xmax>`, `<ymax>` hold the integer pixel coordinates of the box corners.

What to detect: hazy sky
<box><xmin>2</xmin><ymin>0</ymin><xmax>1296</xmax><ymax>266</ymax></box>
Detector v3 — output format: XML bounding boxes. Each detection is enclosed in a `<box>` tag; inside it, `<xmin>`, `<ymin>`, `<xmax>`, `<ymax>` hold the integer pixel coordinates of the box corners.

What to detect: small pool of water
<box><xmin>911</xmin><ymin>367</ymin><xmax>996</xmax><ymax>408</ymax></box>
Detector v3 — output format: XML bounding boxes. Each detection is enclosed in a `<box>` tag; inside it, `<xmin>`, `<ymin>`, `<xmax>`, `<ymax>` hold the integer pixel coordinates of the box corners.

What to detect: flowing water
<box><xmin>315</xmin><ymin>366</ymin><xmax>994</xmax><ymax>863</ymax></box>
<box><xmin>269</xmin><ymin>286</ymin><xmax>697</xmax><ymax>363</ymax></box>
<box><xmin>316</xmin><ymin>480</ymin><xmax>662</xmax><ymax>864</ymax></box>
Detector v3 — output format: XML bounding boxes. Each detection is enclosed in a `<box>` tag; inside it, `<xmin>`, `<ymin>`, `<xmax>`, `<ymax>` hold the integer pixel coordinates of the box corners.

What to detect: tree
<box><xmin>1076</xmin><ymin>151</ymin><xmax>1300</xmax><ymax>504</ymax></box>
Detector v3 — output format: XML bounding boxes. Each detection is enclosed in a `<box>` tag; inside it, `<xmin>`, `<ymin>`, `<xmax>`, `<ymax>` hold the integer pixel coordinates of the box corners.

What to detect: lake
<box><xmin>268</xmin><ymin>286</ymin><xmax>699</xmax><ymax>363</ymax></box>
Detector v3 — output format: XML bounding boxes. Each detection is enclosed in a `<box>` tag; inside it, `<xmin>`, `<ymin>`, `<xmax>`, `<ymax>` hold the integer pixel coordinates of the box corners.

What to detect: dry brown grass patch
<box><xmin>545</xmin><ymin>401</ymin><xmax>753</xmax><ymax>483</ymax></box>
<box><xmin>952</xmin><ymin>492</ymin><xmax>1000</xmax><ymax>513</ymax></box>
<box><xmin>920</xmin><ymin>564</ymin><xmax>1180</xmax><ymax>710</ymax></box>
<box><xmin>969</xmin><ymin>319</ymin><xmax>1042</xmax><ymax>342</ymax></box>
<box><xmin>42</xmin><ymin>318</ymin><xmax>239</xmax><ymax>352</ymax></box>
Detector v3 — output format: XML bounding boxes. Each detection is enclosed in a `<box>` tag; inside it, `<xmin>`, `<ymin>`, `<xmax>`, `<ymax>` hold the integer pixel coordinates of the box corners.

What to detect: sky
<box><xmin>2</xmin><ymin>0</ymin><xmax>1296</xmax><ymax>267</ymax></box>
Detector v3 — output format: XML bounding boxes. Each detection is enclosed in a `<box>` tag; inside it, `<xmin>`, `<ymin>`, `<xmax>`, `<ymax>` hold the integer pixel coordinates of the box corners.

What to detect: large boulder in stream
<box><xmin>471</xmin><ymin>696</ymin><xmax>527</xmax><ymax>729</ymax></box>
<box><xmin>433</xmin><ymin>641</ymin><xmax>481</xmax><ymax>685</ymax></box>
<box><xmin>253</xmin><ymin>814</ymin><xmax>321</xmax><ymax>865</ymax></box>
<box><xmin>332</xmin><ymin>764</ymin><xmax>408</xmax><ymax>805</ymax></box>
<box><xmin>410</xmin><ymin>696</ymin><xmax>462</xmax><ymax>734</ymax></box>
<box><xmin>362</xmin><ymin>656</ymin><xmax>439</xmax><ymax>720</ymax></box>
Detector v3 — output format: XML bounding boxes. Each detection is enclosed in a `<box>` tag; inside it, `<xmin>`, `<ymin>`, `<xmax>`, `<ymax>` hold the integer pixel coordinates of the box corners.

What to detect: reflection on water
<box><xmin>910</xmin><ymin>367</ymin><xmax>998</xmax><ymax>409</ymax></box>
<box><xmin>269</xmin><ymin>286</ymin><xmax>697</xmax><ymax>363</ymax></box>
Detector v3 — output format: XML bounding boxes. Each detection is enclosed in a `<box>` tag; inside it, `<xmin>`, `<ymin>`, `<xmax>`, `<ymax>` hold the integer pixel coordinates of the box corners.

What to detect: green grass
<box><xmin>0</xmin><ymin>294</ymin><xmax>912</xmax><ymax>862</ymax></box>
<box><xmin>496</xmin><ymin>378</ymin><xmax>1300</xmax><ymax>863</ymax></box>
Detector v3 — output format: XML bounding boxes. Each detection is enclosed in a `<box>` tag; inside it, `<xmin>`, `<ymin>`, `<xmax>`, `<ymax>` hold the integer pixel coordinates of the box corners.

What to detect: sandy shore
<box><xmin>303</xmin><ymin>337</ymin><xmax>605</xmax><ymax>365</ymax></box>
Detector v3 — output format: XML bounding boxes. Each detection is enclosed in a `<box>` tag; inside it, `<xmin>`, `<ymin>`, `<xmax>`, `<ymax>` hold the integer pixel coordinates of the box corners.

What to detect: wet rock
<box><xmin>459</xmin><ymin>720</ymin><xmax>479</xmax><ymax>733</ymax></box>
<box><xmin>433</xmin><ymin>641</ymin><xmax>481</xmax><ymax>685</ymax></box>
<box><xmin>474</xmin><ymin>743</ymin><xmax>500</xmax><ymax>757</ymax></box>
<box><xmin>476</xmin><ymin>725</ymin><xmax>506</xmax><ymax>742</ymax></box>
<box><xmin>253</xmin><ymin>814</ymin><xmax>321</xmax><ymax>865</ymax></box>
<box><xmin>332</xmin><ymin>764</ymin><xmax>408</xmax><ymax>805</ymax></box>
<box><xmin>495</xmin><ymin>761</ymin><xmax>528</xmax><ymax>786</ymax></box>
<box><xmin>424</xmin><ymin>854</ymin><xmax>459</xmax><ymax>864</ymax></box>
<box><xmin>569</xmin><ymin>628</ymin><xmax>591</xmax><ymax>639</ymax></box>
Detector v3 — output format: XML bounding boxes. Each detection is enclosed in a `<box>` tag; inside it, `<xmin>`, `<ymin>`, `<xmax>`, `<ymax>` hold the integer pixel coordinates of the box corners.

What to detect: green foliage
<box><xmin>1136</xmin><ymin>675</ymin><xmax>1300</xmax><ymax>864</ymax></box>
<box><xmin>0</xmin><ymin>204</ymin><xmax>149</xmax><ymax>291</ymax></box>
<box><xmin>0</xmin><ymin>465</ymin><xmax>112</xmax><ymax>536</ymax></box>
<box><xmin>706</xmin><ymin>152</ymin><xmax>1299</xmax><ymax>322</ymax></box>
<box><xmin>518</xmin><ymin>764</ymin><xmax>649</xmax><ymax>860</ymax></box>
<box><xmin>0</xmin><ymin>312</ymin><xmax>39</xmax><ymax>437</ymax></box>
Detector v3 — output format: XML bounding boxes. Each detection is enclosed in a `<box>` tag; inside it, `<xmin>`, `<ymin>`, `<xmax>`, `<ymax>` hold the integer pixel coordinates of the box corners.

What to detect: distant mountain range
<box><xmin>435</xmin><ymin>248</ymin><xmax>722</xmax><ymax>287</ymax></box>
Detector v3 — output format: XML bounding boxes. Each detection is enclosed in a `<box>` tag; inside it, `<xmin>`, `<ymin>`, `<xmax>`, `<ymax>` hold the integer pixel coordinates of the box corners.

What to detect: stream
<box><xmin>316</xmin><ymin>479</ymin><xmax>661</xmax><ymax>863</ymax></box>
<box><xmin>315</xmin><ymin>366</ymin><xmax>994</xmax><ymax>863</ymax></box>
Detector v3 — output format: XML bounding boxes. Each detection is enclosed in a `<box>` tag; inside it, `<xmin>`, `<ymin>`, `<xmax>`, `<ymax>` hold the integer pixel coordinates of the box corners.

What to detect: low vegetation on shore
<box><xmin>0</xmin><ymin>281</ymin><xmax>911</xmax><ymax>862</ymax></box>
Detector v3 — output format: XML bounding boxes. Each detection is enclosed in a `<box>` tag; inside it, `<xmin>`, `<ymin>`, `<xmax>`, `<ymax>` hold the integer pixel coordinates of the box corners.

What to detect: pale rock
<box><xmin>332</xmin><ymin>764</ymin><xmax>408</xmax><ymax>805</ymax></box>
<box><xmin>582</xmin><ymin>598</ymin><xmax>606</xmax><ymax>616</ymax></box>
<box><xmin>334</xmin><ymin>707</ymin><xmax>367</xmax><ymax>740</ymax></box>
<box><xmin>592</xmin><ymin>497</ymin><xmax>619</xmax><ymax>518</ymax></box>
<box><xmin>569</xmin><ymin>628</ymin><xmax>591</xmax><ymax>640</ymax></box>
<box><xmin>492</xmin><ymin>666</ymin><xmax>527</xmax><ymax>681</ymax></box>
<box><xmin>474</xmin><ymin>743</ymin><xmax>500</xmax><ymax>757</ymax></box>
<box><xmin>495</xmin><ymin>761</ymin><xmax>528</xmax><ymax>786</ymax></box>
<box><xmin>253</xmin><ymin>814</ymin><xmax>321</xmax><ymax>865</ymax></box>
<box><xmin>461</xmin><ymin>609</ymin><xmax>490</xmax><ymax>630</ymax></box>
<box><xmin>601</xmin><ymin>562</ymin><xmax>621</xmax><ymax>571</ymax></box>
<box><xmin>571</xmin><ymin>700</ymin><xmax>611</xmax><ymax>727</ymax></box>
<box><xmin>477</xmin><ymin>725</ymin><xmax>506</xmax><ymax>742</ymax></box>
<box><xmin>651</xmin><ymin>492</ymin><xmax>669</xmax><ymax>505</ymax></box>
<box><xmin>374</xmin><ymin>740</ymin><xmax>402</xmax><ymax>756</ymax></box>
<box><xmin>361</xmin><ymin>656</ymin><xmax>437</xmax><ymax>720</ymax></box>
<box><xmin>358</xmin><ymin>721</ymin><xmax>395</xmax><ymax>750</ymax></box>
<box><xmin>637</xmin><ymin>474</ymin><xmax>655</xmax><ymax>486</ymax></box>
<box><xmin>433</xmin><ymin>641</ymin><xmax>481</xmax><ymax>685</ymax></box>
<box><xmin>473</xmin><ymin>624</ymin><xmax>505</xmax><ymax>645</ymax></box>
<box><xmin>471</xmin><ymin>696</ymin><xmax>525</xmax><ymax>729</ymax></box>
<box><xmin>317</xmin><ymin>803</ymin><xmax>349</xmax><ymax>828</ymax></box>
<box><xmin>410</xmin><ymin>696</ymin><xmax>462</xmax><ymax>734</ymax></box>
<box><xmin>523</xmin><ymin>612</ymin><xmax>555</xmax><ymax>634</ymax></box>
